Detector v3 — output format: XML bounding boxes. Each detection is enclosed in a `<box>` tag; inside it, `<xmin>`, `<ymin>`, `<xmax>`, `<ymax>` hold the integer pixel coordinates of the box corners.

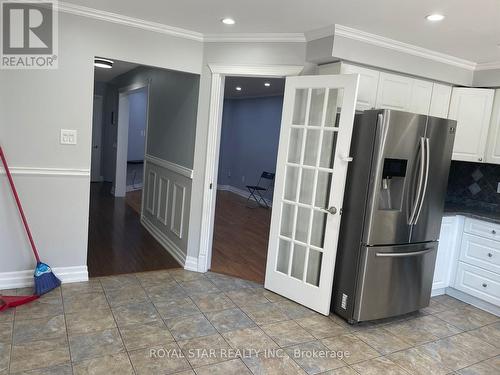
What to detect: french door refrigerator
<box><xmin>332</xmin><ymin>109</ymin><xmax>456</xmax><ymax>323</ymax></box>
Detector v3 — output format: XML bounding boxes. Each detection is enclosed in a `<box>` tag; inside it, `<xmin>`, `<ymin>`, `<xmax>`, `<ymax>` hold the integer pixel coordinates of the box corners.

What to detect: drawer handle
<box><xmin>492</xmin><ymin>230</ymin><xmax>497</xmax><ymax>235</ymax></box>
<box><xmin>482</xmin><ymin>283</ymin><xmax>488</xmax><ymax>288</ymax></box>
<box><xmin>488</xmin><ymin>253</ymin><xmax>493</xmax><ymax>258</ymax></box>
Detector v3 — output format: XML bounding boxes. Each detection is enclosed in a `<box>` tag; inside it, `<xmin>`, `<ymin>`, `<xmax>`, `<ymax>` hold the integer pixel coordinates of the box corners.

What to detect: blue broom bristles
<box><xmin>34</xmin><ymin>262</ymin><xmax>61</xmax><ymax>296</ymax></box>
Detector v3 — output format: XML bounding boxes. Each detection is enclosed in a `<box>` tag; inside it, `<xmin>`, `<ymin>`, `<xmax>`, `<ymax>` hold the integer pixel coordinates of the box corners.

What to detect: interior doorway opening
<box><xmin>210</xmin><ymin>76</ymin><xmax>286</xmax><ymax>283</ymax></box>
<box><xmin>88</xmin><ymin>58</ymin><xmax>185</xmax><ymax>277</ymax></box>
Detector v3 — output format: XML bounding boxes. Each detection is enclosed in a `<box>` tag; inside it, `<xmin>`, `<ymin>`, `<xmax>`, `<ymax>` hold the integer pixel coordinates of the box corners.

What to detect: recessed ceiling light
<box><xmin>94</xmin><ymin>58</ymin><xmax>113</xmax><ymax>69</ymax></box>
<box><xmin>235</xmin><ymin>86</ymin><xmax>242</xmax><ymax>91</ymax></box>
<box><xmin>425</xmin><ymin>14</ymin><xmax>445</xmax><ymax>21</ymax></box>
<box><xmin>221</xmin><ymin>18</ymin><xmax>235</xmax><ymax>25</ymax></box>
<box><xmin>264</xmin><ymin>82</ymin><xmax>271</xmax><ymax>87</ymax></box>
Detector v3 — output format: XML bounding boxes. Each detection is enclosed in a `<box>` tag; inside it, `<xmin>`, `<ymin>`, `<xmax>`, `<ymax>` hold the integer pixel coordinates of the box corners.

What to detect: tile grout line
<box><xmin>100</xmin><ymin>276</ymin><xmax>139</xmax><ymax>375</ymax></box>
<box><xmin>60</xmin><ymin>286</ymin><xmax>76</xmax><ymax>375</ymax></box>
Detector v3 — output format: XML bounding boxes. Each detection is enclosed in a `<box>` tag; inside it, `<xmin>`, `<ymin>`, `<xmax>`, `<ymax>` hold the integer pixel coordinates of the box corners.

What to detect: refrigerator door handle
<box><xmin>408</xmin><ymin>137</ymin><xmax>426</xmax><ymax>225</ymax></box>
<box><xmin>375</xmin><ymin>247</ymin><xmax>434</xmax><ymax>257</ymax></box>
<box><xmin>413</xmin><ymin>137</ymin><xmax>430</xmax><ymax>225</ymax></box>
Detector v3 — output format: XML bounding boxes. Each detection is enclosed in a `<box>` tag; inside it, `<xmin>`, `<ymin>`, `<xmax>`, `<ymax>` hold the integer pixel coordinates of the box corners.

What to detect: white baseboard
<box><xmin>446</xmin><ymin>287</ymin><xmax>500</xmax><ymax>316</ymax></box>
<box><xmin>0</xmin><ymin>266</ymin><xmax>88</xmax><ymax>290</ymax></box>
<box><xmin>141</xmin><ymin>216</ymin><xmax>186</xmax><ymax>267</ymax></box>
<box><xmin>431</xmin><ymin>287</ymin><xmax>446</xmax><ymax>297</ymax></box>
<box><xmin>184</xmin><ymin>256</ymin><xmax>199</xmax><ymax>272</ymax></box>
<box><xmin>218</xmin><ymin>184</ymin><xmax>272</xmax><ymax>206</ymax></box>
<box><xmin>126</xmin><ymin>183</ymin><xmax>143</xmax><ymax>192</ymax></box>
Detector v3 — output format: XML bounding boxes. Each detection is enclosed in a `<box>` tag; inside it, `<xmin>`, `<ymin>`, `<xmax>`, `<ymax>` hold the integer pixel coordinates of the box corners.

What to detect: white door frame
<box><xmin>197</xmin><ymin>64</ymin><xmax>304</xmax><ymax>273</ymax></box>
<box><xmin>114</xmin><ymin>82</ymin><xmax>150</xmax><ymax>197</ymax></box>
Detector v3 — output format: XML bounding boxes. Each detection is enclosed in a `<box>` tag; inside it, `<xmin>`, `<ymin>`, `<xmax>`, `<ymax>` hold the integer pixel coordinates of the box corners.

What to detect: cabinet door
<box><xmin>341</xmin><ymin>64</ymin><xmax>380</xmax><ymax>111</ymax></box>
<box><xmin>409</xmin><ymin>79</ymin><xmax>433</xmax><ymax>115</ymax></box>
<box><xmin>448</xmin><ymin>88</ymin><xmax>494</xmax><ymax>162</ymax></box>
<box><xmin>375</xmin><ymin>72</ymin><xmax>413</xmax><ymax>111</ymax></box>
<box><xmin>433</xmin><ymin>216</ymin><xmax>459</xmax><ymax>291</ymax></box>
<box><xmin>485</xmin><ymin>89</ymin><xmax>500</xmax><ymax>164</ymax></box>
<box><xmin>429</xmin><ymin>83</ymin><xmax>452</xmax><ymax>118</ymax></box>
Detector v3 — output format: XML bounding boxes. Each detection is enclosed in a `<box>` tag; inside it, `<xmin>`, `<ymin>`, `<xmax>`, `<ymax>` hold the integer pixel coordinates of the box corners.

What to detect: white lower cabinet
<box><xmin>455</xmin><ymin>262</ymin><xmax>500</xmax><ymax>306</ymax></box>
<box><xmin>433</xmin><ymin>216</ymin><xmax>461</xmax><ymax>291</ymax></box>
<box><xmin>436</xmin><ymin>216</ymin><xmax>500</xmax><ymax>309</ymax></box>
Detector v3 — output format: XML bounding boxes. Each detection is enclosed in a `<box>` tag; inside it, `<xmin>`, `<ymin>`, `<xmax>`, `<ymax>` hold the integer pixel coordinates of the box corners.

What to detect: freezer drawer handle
<box><xmin>375</xmin><ymin>247</ymin><xmax>434</xmax><ymax>257</ymax></box>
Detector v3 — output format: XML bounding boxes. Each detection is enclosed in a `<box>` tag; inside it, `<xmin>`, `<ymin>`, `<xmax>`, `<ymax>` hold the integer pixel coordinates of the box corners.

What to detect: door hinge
<box><xmin>209</xmin><ymin>183</ymin><xmax>213</xmax><ymax>190</ymax></box>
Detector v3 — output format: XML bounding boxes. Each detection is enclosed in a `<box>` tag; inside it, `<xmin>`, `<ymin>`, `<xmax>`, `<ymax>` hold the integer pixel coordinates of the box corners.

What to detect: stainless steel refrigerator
<box><xmin>332</xmin><ymin>109</ymin><xmax>456</xmax><ymax>323</ymax></box>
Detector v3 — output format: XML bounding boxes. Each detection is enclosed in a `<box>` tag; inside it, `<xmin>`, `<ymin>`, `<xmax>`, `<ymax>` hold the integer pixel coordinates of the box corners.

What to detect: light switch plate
<box><xmin>60</xmin><ymin>129</ymin><xmax>77</xmax><ymax>145</ymax></box>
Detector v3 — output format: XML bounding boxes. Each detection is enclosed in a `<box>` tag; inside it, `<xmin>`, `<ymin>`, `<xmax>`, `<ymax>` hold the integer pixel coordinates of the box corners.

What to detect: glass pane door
<box><xmin>265</xmin><ymin>74</ymin><xmax>359</xmax><ymax>315</ymax></box>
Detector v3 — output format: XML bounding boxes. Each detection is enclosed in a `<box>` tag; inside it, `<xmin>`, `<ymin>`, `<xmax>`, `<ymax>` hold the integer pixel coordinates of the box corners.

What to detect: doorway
<box><xmin>88</xmin><ymin>58</ymin><xmax>182</xmax><ymax>277</ymax></box>
<box><xmin>210</xmin><ymin>76</ymin><xmax>285</xmax><ymax>283</ymax></box>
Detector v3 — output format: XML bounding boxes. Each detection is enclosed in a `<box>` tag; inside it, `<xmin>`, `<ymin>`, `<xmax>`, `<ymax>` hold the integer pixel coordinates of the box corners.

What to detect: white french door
<box><xmin>265</xmin><ymin>74</ymin><xmax>359</xmax><ymax>315</ymax></box>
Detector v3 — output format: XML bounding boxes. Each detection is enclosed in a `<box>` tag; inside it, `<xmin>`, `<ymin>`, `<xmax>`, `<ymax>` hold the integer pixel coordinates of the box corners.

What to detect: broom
<box><xmin>0</xmin><ymin>146</ymin><xmax>61</xmax><ymax>295</ymax></box>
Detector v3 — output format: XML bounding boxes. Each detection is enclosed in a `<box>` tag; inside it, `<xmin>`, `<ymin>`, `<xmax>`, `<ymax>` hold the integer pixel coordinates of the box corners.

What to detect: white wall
<box><xmin>186</xmin><ymin>41</ymin><xmax>307</xmax><ymax>265</ymax></box>
<box><xmin>0</xmin><ymin>12</ymin><xmax>203</xmax><ymax>276</ymax></box>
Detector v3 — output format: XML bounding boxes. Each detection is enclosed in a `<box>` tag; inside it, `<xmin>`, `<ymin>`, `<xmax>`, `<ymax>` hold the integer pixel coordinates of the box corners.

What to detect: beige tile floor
<box><xmin>0</xmin><ymin>269</ymin><xmax>499</xmax><ymax>375</ymax></box>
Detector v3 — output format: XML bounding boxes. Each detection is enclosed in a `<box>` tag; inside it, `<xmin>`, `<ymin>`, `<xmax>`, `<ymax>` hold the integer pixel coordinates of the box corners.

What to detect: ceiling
<box><xmin>64</xmin><ymin>0</ymin><xmax>500</xmax><ymax>64</ymax></box>
<box><xmin>93</xmin><ymin>58</ymin><xmax>139</xmax><ymax>82</ymax></box>
<box><xmin>224</xmin><ymin>77</ymin><xmax>285</xmax><ymax>99</ymax></box>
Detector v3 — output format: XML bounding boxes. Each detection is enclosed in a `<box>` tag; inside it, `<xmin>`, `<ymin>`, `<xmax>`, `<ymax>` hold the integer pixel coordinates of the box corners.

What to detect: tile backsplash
<box><xmin>446</xmin><ymin>161</ymin><xmax>500</xmax><ymax>211</ymax></box>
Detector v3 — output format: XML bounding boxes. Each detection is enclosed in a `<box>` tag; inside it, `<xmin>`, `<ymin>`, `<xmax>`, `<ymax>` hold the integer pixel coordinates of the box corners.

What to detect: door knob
<box><xmin>492</xmin><ymin>230</ymin><xmax>496</xmax><ymax>235</ymax></box>
<box><xmin>488</xmin><ymin>253</ymin><xmax>493</xmax><ymax>258</ymax></box>
<box><xmin>327</xmin><ymin>206</ymin><xmax>337</xmax><ymax>215</ymax></box>
<box><xmin>482</xmin><ymin>283</ymin><xmax>488</xmax><ymax>288</ymax></box>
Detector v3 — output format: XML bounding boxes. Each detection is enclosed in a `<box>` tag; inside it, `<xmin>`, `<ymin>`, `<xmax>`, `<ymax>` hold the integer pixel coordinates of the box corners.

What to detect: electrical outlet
<box><xmin>497</xmin><ymin>182</ymin><xmax>500</xmax><ymax>194</ymax></box>
<box><xmin>60</xmin><ymin>129</ymin><xmax>77</xmax><ymax>145</ymax></box>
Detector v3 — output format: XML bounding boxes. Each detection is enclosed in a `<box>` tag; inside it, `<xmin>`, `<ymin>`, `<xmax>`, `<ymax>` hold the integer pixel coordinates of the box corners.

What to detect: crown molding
<box><xmin>58</xmin><ymin>2</ymin><xmax>204</xmax><ymax>41</ymax></box>
<box><xmin>334</xmin><ymin>24</ymin><xmax>477</xmax><ymax>71</ymax></box>
<box><xmin>204</xmin><ymin>33</ymin><xmax>305</xmax><ymax>43</ymax></box>
<box><xmin>305</xmin><ymin>25</ymin><xmax>335</xmax><ymax>42</ymax></box>
<box><xmin>475</xmin><ymin>61</ymin><xmax>500</xmax><ymax>71</ymax></box>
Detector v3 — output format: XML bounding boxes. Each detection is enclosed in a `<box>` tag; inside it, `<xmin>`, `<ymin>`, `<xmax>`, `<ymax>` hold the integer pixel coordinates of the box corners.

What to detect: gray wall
<box><xmin>111</xmin><ymin>66</ymin><xmax>200</xmax><ymax>168</ymax></box>
<box><xmin>473</xmin><ymin>69</ymin><xmax>500</xmax><ymax>88</ymax></box>
<box><xmin>218</xmin><ymin>96</ymin><xmax>283</xmax><ymax>196</ymax></box>
<box><xmin>0</xmin><ymin>11</ymin><xmax>202</xmax><ymax>274</ymax></box>
<box><xmin>127</xmin><ymin>88</ymin><xmax>148</xmax><ymax>162</ymax></box>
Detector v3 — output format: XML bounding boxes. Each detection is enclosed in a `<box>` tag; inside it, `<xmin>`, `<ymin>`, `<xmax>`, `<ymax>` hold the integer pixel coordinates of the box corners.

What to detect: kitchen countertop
<box><xmin>443</xmin><ymin>204</ymin><xmax>500</xmax><ymax>224</ymax></box>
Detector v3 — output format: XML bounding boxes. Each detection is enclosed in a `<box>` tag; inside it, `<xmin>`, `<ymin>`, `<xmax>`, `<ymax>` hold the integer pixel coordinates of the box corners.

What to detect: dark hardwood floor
<box><xmin>87</xmin><ymin>182</ymin><xmax>181</xmax><ymax>277</ymax></box>
<box><xmin>211</xmin><ymin>190</ymin><xmax>271</xmax><ymax>283</ymax></box>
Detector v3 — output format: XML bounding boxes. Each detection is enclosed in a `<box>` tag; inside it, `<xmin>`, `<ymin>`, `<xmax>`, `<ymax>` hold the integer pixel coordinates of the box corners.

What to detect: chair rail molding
<box><xmin>0</xmin><ymin>167</ymin><xmax>90</xmax><ymax>177</ymax></box>
<box><xmin>145</xmin><ymin>154</ymin><xmax>193</xmax><ymax>179</ymax></box>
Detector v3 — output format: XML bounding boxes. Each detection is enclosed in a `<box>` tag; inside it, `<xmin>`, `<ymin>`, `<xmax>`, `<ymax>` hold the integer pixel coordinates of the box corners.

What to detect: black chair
<box><xmin>246</xmin><ymin>172</ymin><xmax>275</xmax><ymax>208</ymax></box>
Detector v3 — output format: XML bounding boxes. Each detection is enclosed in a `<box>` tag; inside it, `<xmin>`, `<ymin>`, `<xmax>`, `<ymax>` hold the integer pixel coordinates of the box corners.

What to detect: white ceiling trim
<box><xmin>475</xmin><ymin>61</ymin><xmax>500</xmax><ymax>71</ymax></box>
<box><xmin>204</xmin><ymin>33</ymin><xmax>306</xmax><ymax>43</ymax></box>
<box><xmin>58</xmin><ymin>2</ymin><xmax>204</xmax><ymax>41</ymax></box>
<box><xmin>334</xmin><ymin>24</ymin><xmax>478</xmax><ymax>71</ymax></box>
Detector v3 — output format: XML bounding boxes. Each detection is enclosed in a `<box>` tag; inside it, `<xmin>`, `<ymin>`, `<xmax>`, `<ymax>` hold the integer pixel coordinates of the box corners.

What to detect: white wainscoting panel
<box><xmin>171</xmin><ymin>183</ymin><xmax>186</xmax><ymax>239</ymax></box>
<box><xmin>142</xmin><ymin>158</ymin><xmax>192</xmax><ymax>266</ymax></box>
<box><xmin>146</xmin><ymin>171</ymin><xmax>157</xmax><ymax>215</ymax></box>
<box><xmin>157</xmin><ymin>177</ymin><xmax>170</xmax><ymax>226</ymax></box>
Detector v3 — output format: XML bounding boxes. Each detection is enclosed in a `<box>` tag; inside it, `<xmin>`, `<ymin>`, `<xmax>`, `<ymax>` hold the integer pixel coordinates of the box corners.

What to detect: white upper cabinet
<box><xmin>341</xmin><ymin>64</ymin><xmax>380</xmax><ymax>111</ymax></box>
<box><xmin>486</xmin><ymin>89</ymin><xmax>500</xmax><ymax>164</ymax></box>
<box><xmin>429</xmin><ymin>83</ymin><xmax>452</xmax><ymax>118</ymax></box>
<box><xmin>409</xmin><ymin>79</ymin><xmax>433</xmax><ymax>115</ymax></box>
<box><xmin>448</xmin><ymin>88</ymin><xmax>495</xmax><ymax>163</ymax></box>
<box><xmin>375</xmin><ymin>72</ymin><xmax>413</xmax><ymax>111</ymax></box>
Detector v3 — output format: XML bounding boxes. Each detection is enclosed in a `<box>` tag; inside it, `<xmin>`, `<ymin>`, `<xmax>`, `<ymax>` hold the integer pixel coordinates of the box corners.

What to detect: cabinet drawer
<box><xmin>455</xmin><ymin>262</ymin><xmax>500</xmax><ymax>306</ymax></box>
<box><xmin>460</xmin><ymin>233</ymin><xmax>500</xmax><ymax>274</ymax></box>
<box><xmin>464</xmin><ymin>218</ymin><xmax>500</xmax><ymax>241</ymax></box>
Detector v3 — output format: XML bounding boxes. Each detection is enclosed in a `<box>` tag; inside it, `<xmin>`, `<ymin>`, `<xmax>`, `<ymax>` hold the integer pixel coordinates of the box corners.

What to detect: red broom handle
<box><xmin>0</xmin><ymin>147</ymin><xmax>41</xmax><ymax>263</ymax></box>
